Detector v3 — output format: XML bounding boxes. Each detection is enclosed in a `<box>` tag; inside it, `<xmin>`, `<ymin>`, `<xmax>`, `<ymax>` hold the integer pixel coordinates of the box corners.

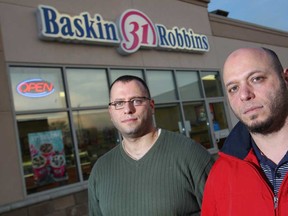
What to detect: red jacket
<box><xmin>201</xmin><ymin>122</ymin><xmax>288</xmax><ymax>216</ymax></box>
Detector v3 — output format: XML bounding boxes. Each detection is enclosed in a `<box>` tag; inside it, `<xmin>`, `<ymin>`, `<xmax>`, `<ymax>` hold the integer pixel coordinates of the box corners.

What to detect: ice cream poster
<box><xmin>28</xmin><ymin>130</ymin><xmax>68</xmax><ymax>185</ymax></box>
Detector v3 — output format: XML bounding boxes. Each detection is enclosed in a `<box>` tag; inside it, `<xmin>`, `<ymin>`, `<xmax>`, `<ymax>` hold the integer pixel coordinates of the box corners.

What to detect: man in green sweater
<box><xmin>88</xmin><ymin>75</ymin><xmax>214</xmax><ymax>216</ymax></box>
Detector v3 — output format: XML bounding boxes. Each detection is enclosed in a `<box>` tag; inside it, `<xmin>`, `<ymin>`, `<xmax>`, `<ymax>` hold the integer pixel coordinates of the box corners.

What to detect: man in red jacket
<box><xmin>201</xmin><ymin>47</ymin><xmax>288</xmax><ymax>216</ymax></box>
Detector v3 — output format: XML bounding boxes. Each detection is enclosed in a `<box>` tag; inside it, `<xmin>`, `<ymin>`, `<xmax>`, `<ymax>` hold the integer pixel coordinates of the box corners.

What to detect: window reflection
<box><xmin>66</xmin><ymin>69</ymin><xmax>109</xmax><ymax>108</ymax></box>
<box><xmin>176</xmin><ymin>71</ymin><xmax>202</xmax><ymax>100</ymax></box>
<box><xmin>146</xmin><ymin>70</ymin><xmax>177</xmax><ymax>103</ymax></box>
<box><xmin>154</xmin><ymin>104</ymin><xmax>182</xmax><ymax>133</ymax></box>
<box><xmin>201</xmin><ymin>71</ymin><xmax>223</xmax><ymax>97</ymax></box>
<box><xmin>72</xmin><ymin>109</ymin><xmax>118</xmax><ymax>180</ymax></box>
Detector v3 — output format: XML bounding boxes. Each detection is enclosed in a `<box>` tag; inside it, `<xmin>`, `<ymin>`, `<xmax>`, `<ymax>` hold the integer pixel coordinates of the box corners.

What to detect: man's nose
<box><xmin>123</xmin><ymin>101</ymin><xmax>135</xmax><ymax>113</ymax></box>
<box><xmin>240</xmin><ymin>85</ymin><xmax>255</xmax><ymax>101</ymax></box>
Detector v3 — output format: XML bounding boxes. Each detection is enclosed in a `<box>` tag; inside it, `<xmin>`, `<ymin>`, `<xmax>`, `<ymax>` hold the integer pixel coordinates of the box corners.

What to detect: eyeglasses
<box><xmin>109</xmin><ymin>97</ymin><xmax>151</xmax><ymax>110</ymax></box>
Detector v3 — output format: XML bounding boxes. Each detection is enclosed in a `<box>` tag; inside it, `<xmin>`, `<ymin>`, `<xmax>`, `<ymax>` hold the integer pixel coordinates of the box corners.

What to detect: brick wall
<box><xmin>0</xmin><ymin>190</ymin><xmax>88</xmax><ymax>216</ymax></box>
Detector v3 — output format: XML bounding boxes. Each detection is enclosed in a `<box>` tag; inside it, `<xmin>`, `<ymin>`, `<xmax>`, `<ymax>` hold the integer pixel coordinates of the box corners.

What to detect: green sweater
<box><xmin>88</xmin><ymin>129</ymin><xmax>214</xmax><ymax>216</ymax></box>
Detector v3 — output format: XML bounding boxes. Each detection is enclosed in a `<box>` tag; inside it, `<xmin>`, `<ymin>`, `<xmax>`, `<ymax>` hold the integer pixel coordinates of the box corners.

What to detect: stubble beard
<box><xmin>235</xmin><ymin>83</ymin><xmax>288</xmax><ymax>135</ymax></box>
<box><xmin>120</xmin><ymin>117</ymin><xmax>154</xmax><ymax>138</ymax></box>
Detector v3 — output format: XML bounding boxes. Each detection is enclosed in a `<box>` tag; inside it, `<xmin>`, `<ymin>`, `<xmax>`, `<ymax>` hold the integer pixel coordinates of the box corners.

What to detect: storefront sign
<box><xmin>17</xmin><ymin>78</ymin><xmax>55</xmax><ymax>98</ymax></box>
<box><xmin>37</xmin><ymin>5</ymin><xmax>210</xmax><ymax>55</ymax></box>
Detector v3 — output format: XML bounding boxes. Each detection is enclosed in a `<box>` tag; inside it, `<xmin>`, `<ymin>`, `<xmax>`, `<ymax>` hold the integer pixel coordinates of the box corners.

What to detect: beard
<box><xmin>237</xmin><ymin>81</ymin><xmax>288</xmax><ymax>135</ymax></box>
<box><xmin>246</xmin><ymin>114</ymin><xmax>282</xmax><ymax>135</ymax></box>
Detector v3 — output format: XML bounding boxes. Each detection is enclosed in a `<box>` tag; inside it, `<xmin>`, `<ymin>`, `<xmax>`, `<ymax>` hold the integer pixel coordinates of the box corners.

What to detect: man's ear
<box><xmin>150</xmin><ymin>99</ymin><xmax>155</xmax><ymax>113</ymax></box>
<box><xmin>283</xmin><ymin>68</ymin><xmax>288</xmax><ymax>83</ymax></box>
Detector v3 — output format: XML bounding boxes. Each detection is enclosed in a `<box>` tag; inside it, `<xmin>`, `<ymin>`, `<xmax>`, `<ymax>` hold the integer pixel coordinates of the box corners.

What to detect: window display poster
<box><xmin>28</xmin><ymin>130</ymin><xmax>68</xmax><ymax>185</ymax></box>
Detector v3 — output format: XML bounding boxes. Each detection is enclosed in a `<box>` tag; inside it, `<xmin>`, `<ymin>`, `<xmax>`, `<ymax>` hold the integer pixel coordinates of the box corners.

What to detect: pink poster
<box><xmin>28</xmin><ymin>130</ymin><xmax>68</xmax><ymax>185</ymax></box>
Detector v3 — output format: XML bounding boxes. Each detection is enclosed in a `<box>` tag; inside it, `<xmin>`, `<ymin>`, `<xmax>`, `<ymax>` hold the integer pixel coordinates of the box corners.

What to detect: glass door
<box><xmin>208</xmin><ymin>101</ymin><xmax>230</xmax><ymax>149</ymax></box>
<box><xmin>182</xmin><ymin>102</ymin><xmax>213</xmax><ymax>149</ymax></box>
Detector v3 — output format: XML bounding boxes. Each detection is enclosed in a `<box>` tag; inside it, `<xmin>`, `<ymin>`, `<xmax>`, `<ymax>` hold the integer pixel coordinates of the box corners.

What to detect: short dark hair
<box><xmin>262</xmin><ymin>47</ymin><xmax>283</xmax><ymax>76</ymax></box>
<box><xmin>109</xmin><ymin>75</ymin><xmax>151</xmax><ymax>98</ymax></box>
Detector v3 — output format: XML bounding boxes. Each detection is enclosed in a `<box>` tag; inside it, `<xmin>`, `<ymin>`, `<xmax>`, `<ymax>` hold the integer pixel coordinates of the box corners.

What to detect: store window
<box><xmin>146</xmin><ymin>69</ymin><xmax>229</xmax><ymax>151</ymax></box>
<box><xmin>10</xmin><ymin>66</ymin><xmax>118</xmax><ymax>195</ymax></box>
<box><xmin>17</xmin><ymin>112</ymin><xmax>77</xmax><ymax>194</ymax></box>
<box><xmin>66</xmin><ymin>68</ymin><xmax>109</xmax><ymax>108</ymax></box>
<box><xmin>176</xmin><ymin>70</ymin><xmax>202</xmax><ymax>100</ymax></box>
<box><xmin>72</xmin><ymin>109</ymin><xmax>117</xmax><ymax>180</ymax></box>
<box><xmin>146</xmin><ymin>70</ymin><xmax>177</xmax><ymax>102</ymax></box>
<box><xmin>209</xmin><ymin>102</ymin><xmax>229</xmax><ymax>149</ymax></box>
<box><xmin>201</xmin><ymin>71</ymin><xmax>224</xmax><ymax>97</ymax></box>
<box><xmin>110</xmin><ymin>69</ymin><xmax>143</xmax><ymax>82</ymax></box>
<box><xmin>183</xmin><ymin>102</ymin><xmax>212</xmax><ymax>149</ymax></box>
<box><xmin>154</xmin><ymin>104</ymin><xmax>182</xmax><ymax>133</ymax></box>
<box><xmin>10</xmin><ymin>66</ymin><xmax>230</xmax><ymax>196</ymax></box>
<box><xmin>10</xmin><ymin>67</ymin><xmax>66</xmax><ymax>111</ymax></box>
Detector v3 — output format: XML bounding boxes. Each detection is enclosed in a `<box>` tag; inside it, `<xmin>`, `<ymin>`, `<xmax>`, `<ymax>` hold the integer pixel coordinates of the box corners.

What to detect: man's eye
<box><xmin>228</xmin><ymin>86</ymin><xmax>238</xmax><ymax>93</ymax></box>
<box><xmin>132</xmin><ymin>98</ymin><xmax>143</xmax><ymax>106</ymax></box>
<box><xmin>252</xmin><ymin>76</ymin><xmax>264</xmax><ymax>83</ymax></box>
<box><xmin>115</xmin><ymin>101</ymin><xmax>124</xmax><ymax>106</ymax></box>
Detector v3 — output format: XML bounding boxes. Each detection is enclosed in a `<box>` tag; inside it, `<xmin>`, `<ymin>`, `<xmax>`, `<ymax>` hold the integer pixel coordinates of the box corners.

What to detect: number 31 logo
<box><xmin>118</xmin><ymin>9</ymin><xmax>158</xmax><ymax>54</ymax></box>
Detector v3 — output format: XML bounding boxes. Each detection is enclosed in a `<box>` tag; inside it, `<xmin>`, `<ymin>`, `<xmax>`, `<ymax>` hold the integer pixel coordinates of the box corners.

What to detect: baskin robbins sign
<box><xmin>36</xmin><ymin>5</ymin><xmax>210</xmax><ymax>55</ymax></box>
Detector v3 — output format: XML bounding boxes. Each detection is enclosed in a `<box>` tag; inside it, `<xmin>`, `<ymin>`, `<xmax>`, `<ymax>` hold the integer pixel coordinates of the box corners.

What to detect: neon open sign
<box><xmin>17</xmin><ymin>78</ymin><xmax>55</xmax><ymax>98</ymax></box>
